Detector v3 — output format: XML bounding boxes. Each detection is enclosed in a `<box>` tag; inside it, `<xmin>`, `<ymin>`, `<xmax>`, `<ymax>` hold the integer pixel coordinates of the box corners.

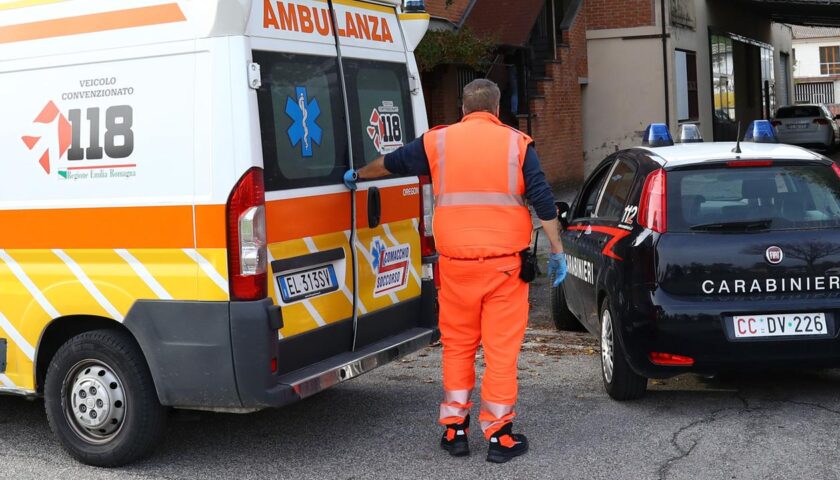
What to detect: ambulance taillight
<box><xmin>418</xmin><ymin>175</ymin><xmax>440</xmax><ymax>287</ymax></box>
<box><xmin>418</xmin><ymin>176</ymin><xmax>435</xmax><ymax>257</ymax></box>
<box><xmin>226</xmin><ymin>167</ymin><xmax>268</xmax><ymax>301</ymax></box>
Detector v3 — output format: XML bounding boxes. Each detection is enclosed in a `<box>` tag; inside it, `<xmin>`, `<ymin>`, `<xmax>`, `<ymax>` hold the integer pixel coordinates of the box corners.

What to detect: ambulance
<box><xmin>0</xmin><ymin>0</ymin><xmax>437</xmax><ymax>466</ymax></box>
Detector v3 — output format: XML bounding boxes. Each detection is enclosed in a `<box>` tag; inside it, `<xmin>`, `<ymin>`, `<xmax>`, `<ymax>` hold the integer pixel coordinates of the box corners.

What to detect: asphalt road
<box><xmin>2</xmin><ymin>149</ymin><xmax>840</xmax><ymax>480</ymax></box>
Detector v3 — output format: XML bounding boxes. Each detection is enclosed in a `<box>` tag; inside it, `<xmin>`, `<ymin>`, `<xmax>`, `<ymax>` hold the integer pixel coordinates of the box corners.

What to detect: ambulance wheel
<box><xmin>550</xmin><ymin>276</ymin><xmax>582</xmax><ymax>331</ymax></box>
<box><xmin>44</xmin><ymin>329</ymin><xmax>166</xmax><ymax>467</ymax></box>
<box><xmin>600</xmin><ymin>298</ymin><xmax>647</xmax><ymax>401</ymax></box>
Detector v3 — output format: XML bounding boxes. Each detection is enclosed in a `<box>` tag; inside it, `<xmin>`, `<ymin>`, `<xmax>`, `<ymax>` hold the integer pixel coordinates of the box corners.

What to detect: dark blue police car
<box><xmin>553</xmin><ymin>121</ymin><xmax>840</xmax><ymax>400</ymax></box>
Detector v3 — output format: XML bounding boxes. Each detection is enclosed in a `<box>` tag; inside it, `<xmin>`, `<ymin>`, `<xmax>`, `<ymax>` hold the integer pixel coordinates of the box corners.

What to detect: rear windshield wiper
<box><xmin>690</xmin><ymin>218</ymin><xmax>773</xmax><ymax>232</ymax></box>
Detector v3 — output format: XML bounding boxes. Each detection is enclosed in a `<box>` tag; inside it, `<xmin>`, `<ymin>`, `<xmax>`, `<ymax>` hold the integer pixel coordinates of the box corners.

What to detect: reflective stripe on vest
<box><xmin>436</xmin><ymin>192</ymin><xmax>525</xmax><ymax>207</ymax></box>
<box><xmin>435</xmin><ymin>130</ymin><xmax>524</xmax><ymax>207</ymax></box>
<box><xmin>436</xmin><ymin>129</ymin><xmax>447</xmax><ymax>193</ymax></box>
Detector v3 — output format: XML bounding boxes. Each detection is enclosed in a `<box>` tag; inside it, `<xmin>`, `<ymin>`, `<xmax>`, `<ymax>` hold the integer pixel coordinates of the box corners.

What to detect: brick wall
<box><xmin>422</xmin><ymin>65</ymin><xmax>462</xmax><ymax>128</ymax></box>
<box><xmin>587</xmin><ymin>0</ymin><xmax>655</xmax><ymax>30</ymax></box>
<box><xmin>518</xmin><ymin>4</ymin><xmax>589</xmax><ymax>189</ymax></box>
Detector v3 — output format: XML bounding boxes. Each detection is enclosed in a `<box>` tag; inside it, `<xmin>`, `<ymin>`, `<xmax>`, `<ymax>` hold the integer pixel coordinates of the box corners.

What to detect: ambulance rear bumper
<box><xmin>124</xmin><ymin>283</ymin><xmax>438</xmax><ymax>410</ymax></box>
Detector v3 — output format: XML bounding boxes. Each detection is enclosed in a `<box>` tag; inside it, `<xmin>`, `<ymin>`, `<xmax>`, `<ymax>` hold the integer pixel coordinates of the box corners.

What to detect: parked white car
<box><xmin>772</xmin><ymin>104</ymin><xmax>840</xmax><ymax>151</ymax></box>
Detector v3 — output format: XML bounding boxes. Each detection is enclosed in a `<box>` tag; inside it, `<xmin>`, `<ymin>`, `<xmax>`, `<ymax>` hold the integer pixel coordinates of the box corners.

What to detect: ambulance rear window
<box><xmin>343</xmin><ymin>59</ymin><xmax>416</xmax><ymax>168</ymax></box>
<box><xmin>254</xmin><ymin>51</ymin><xmax>350</xmax><ymax>190</ymax></box>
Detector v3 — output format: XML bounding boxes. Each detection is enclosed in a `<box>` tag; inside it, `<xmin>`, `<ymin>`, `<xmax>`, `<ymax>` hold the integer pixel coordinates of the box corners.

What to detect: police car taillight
<box><xmin>639</xmin><ymin>169</ymin><xmax>667</xmax><ymax>233</ymax></box>
<box><xmin>832</xmin><ymin>163</ymin><xmax>840</xmax><ymax>180</ymax></box>
<box><xmin>226</xmin><ymin>167</ymin><xmax>267</xmax><ymax>301</ymax></box>
<box><xmin>649</xmin><ymin>352</ymin><xmax>694</xmax><ymax>366</ymax></box>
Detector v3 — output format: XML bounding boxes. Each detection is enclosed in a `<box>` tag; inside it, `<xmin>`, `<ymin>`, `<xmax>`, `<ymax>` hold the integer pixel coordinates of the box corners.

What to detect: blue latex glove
<box><xmin>548</xmin><ymin>253</ymin><xmax>567</xmax><ymax>287</ymax></box>
<box><xmin>343</xmin><ymin>169</ymin><xmax>358</xmax><ymax>191</ymax></box>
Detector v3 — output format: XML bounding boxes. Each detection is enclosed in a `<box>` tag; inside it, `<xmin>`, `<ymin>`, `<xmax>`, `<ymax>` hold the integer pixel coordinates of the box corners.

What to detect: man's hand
<box><xmin>547</xmin><ymin>253</ymin><xmax>567</xmax><ymax>287</ymax></box>
<box><xmin>344</xmin><ymin>169</ymin><xmax>358</xmax><ymax>191</ymax></box>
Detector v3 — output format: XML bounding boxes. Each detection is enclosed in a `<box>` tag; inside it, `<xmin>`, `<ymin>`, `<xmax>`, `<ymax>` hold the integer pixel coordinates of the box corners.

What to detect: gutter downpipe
<box><xmin>661</xmin><ymin>0</ymin><xmax>670</xmax><ymax>127</ymax></box>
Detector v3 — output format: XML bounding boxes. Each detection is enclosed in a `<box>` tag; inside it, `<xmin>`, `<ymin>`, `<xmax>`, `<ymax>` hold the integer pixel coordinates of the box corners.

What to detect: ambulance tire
<box><xmin>550</xmin><ymin>275</ymin><xmax>583</xmax><ymax>331</ymax></box>
<box><xmin>44</xmin><ymin>329</ymin><xmax>167</xmax><ymax>467</ymax></box>
<box><xmin>600</xmin><ymin>298</ymin><xmax>647</xmax><ymax>401</ymax></box>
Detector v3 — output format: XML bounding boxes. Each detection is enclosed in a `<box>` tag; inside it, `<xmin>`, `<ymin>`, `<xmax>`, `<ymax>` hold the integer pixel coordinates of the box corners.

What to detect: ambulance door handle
<box><xmin>368</xmin><ymin>187</ymin><xmax>381</xmax><ymax>228</ymax></box>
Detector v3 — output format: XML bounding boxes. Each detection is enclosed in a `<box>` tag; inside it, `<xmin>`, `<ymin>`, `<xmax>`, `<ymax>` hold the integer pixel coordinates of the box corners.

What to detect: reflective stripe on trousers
<box><xmin>439</xmin><ymin>389</ymin><xmax>473</xmax><ymax>425</ymax></box>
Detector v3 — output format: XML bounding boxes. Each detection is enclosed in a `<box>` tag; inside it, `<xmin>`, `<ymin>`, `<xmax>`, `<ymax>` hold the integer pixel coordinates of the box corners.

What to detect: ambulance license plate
<box><xmin>732</xmin><ymin>313</ymin><xmax>828</xmax><ymax>339</ymax></box>
<box><xmin>278</xmin><ymin>265</ymin><xmax>338</xmax><ymax>303</ymax></box>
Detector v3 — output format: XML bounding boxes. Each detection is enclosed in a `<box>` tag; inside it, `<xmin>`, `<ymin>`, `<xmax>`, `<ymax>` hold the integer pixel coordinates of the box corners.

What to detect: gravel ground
<box><xmin>2</xmin><ymin>150</ymin><xmax>840</xmax><ymax>479</ymax></box>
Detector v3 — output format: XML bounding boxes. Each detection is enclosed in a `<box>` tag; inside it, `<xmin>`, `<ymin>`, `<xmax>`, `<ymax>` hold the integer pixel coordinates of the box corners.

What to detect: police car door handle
<box><xmin>368</xmin><ymin>187</ymin><xmax>381</xmax><ymax>228</ymax></box>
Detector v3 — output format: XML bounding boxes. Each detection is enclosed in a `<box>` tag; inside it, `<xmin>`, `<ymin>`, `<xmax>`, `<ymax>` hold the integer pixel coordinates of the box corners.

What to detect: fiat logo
<box><xmin>766</xmin><ymin>246</ymin><xmax>784</xmax><ymax>265</ymax></box>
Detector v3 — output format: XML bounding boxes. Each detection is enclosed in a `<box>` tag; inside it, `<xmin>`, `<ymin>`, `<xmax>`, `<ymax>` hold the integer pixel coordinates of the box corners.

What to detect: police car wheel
<box><xmin>44</xmin><ymin>329</ymin><xmax>166</xmax><ymax>467</ymax></box>
<box><xmin>550</xmin><ymin>276</ymin><xmax>582</xmax><ymax>331</ymax></box>
<box><xmin>600</xmin><ymin>298</ymin><xmax>647</xmax><ymax>401</ymax></box>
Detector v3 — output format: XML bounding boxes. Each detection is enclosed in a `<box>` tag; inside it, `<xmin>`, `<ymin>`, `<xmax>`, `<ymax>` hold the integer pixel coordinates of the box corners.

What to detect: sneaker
<box><xmin>440</xmin><ymin>415</ymin><xmax>470</xmax><ymax>457</ymax></box>
<box><xmin>486</xmin><ymin>423</ymin><xmax>529</xmax><ymax>464</ymax></box>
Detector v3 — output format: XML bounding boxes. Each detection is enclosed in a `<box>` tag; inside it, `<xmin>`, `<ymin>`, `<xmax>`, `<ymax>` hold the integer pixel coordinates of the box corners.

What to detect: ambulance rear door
<box><xmin>249</xmin><ymin>2</ymin><xmax>357</xmax><ymax>373</ymax></box>
<box><xmin>334</xmin><ymin>1</ymin><xmax>426</xmax><ymax>349</ymax></box>
<box><xmin>250</xmin><ymin>0</ymin><xmax>426</xmax><ymax>364</ymax></box>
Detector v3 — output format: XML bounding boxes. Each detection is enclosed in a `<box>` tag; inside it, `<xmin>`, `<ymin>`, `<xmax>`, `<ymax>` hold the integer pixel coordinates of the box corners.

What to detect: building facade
<box><xmin>419</xmin><ymin>0</ymin><xmax>795</xmax><ymax>183</ymax></box>
<box><xmin>583</xmin><ymin>0</ymin><xmax>793</xmax><ymax>172</ymax></box>
<box><xmin>421</xmin><ymin>0</ymin><xmax>588</xmax><ymax>188</ymax></box>
<box><xmin>792</xmin><ymin>26</ymin><xmax>840</xmax><ymax>115</ymax></box>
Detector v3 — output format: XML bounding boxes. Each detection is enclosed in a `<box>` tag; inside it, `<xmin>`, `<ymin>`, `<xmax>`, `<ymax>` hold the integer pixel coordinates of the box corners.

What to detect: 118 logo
<box><xmin>22</xmin><ymin>101</ymin><xmax>135</xmax><ymax>175</ymax></box>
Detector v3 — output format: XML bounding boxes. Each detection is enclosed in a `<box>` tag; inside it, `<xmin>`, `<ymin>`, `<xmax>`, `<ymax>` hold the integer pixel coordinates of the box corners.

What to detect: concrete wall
<box><xmin>583</xmin><ymin>1</ymin><xmax>666</xmax><ymax>174</ymax></box>
<box><xmin>582</xmin><ymin>0</ymin><xmax>793</xmax><ymax>173</ymax></box>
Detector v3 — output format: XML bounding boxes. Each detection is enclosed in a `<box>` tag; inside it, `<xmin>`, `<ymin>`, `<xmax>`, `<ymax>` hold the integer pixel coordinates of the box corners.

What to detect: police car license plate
<box><xmin>788</xmin><ymin>123</ymin><xmax>808</xmax><ymax>129</ymax></box>
<box><xmin>732</xmin><ymin>313</ymin><xmax>828</xmax><ymax>339</ymax></box>
<box><xmin>278</xmin><ymin>265</ymin><xmax>338</xmax><ymax>303</ymax></box>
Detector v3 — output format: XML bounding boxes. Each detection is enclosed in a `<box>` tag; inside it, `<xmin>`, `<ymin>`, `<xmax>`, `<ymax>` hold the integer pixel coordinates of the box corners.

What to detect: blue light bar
<box><xmin>405</xmin><ymin>0</ymin><xmax>426</xmax><ymax>12</ymax></box>
<box><xmin>743</xmin><ymin>120</ymin><xmax>778</xmax><ymax>144</ymax></box>
<box><xmin>642</xmin><ymin>123</ymin><xmax>674</xmax><ymax>147</ymax></box>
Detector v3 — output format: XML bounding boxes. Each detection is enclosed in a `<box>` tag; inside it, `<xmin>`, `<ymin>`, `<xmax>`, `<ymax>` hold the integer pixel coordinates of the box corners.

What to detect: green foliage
<box><xmin>415</xmin><ymin>27</ymin><xmax>496</xmax><ymax>72</ymax></box>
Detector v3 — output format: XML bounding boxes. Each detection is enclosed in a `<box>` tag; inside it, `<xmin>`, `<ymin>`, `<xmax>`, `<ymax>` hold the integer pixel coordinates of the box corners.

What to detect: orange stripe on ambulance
<box><xmin>263</xmin><ymin>1</ymin><xmax>395</xmax><ymax>43</ymax></box>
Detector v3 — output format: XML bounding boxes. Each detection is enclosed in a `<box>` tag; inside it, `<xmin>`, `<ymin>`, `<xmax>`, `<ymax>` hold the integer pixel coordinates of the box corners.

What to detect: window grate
<box><xmin>795</xmin><ymin>82</ymin><xmax>835</xmax><ymax>104</ymax></box>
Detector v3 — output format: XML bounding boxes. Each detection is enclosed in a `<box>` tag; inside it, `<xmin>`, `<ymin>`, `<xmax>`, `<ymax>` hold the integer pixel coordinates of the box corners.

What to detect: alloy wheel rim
<box><xmin>601</xmin><ymin>309</ymin><xmax>615</xmax><ymax>384</ymax></box>
<box><xmin>62</xmin><ymin>359</ymin><xmax>127</xmax><ymax>445</ymax></box>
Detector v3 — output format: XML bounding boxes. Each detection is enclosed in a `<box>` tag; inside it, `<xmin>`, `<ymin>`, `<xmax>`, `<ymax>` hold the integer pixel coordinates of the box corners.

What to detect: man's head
<box><xmin>462</xmin><ymin>79</ymin><xmax>500</xmax><ymax>117</ymax></box>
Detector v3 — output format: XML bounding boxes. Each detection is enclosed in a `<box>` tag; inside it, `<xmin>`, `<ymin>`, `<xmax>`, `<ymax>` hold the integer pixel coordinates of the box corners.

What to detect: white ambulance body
<box><xmin>0</xmin><ymin>0</ymin><xmax>437</xmax><ymax>466</ymax></box>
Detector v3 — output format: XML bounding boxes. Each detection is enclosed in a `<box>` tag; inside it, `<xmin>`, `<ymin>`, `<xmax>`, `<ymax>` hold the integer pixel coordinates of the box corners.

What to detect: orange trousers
<box><xmin>437</xmin><ymin>254</ymin><xmax>529</xmax><ymax>438</ymax></box>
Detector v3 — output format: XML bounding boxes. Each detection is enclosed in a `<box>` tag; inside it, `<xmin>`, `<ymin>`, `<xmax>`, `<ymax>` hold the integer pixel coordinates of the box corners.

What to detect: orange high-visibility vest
<box><xmin>424</xmin><ymin>111</ymin><xmax>534</xmax><ymax>259</ymax></box>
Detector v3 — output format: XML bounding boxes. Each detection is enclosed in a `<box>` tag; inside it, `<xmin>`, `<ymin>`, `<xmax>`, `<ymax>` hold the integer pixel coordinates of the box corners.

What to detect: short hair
<box><xmin>462</xmin><ymin>79</ymin><xmax>500</xmax><ymax>114</ymax></box>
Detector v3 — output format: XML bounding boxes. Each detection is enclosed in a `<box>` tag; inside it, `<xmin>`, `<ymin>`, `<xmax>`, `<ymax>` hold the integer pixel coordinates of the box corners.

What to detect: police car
<box><xmin>553</xmin><ymin>121</ymin><xmax>840</xmax><ymax>400</ymax></box>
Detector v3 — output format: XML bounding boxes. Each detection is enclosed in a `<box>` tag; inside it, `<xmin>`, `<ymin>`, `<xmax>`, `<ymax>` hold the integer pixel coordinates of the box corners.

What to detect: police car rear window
<box><xmin>667</xmin><ymin>164</ymin><xmax>840</xmax><ymax>233</ymax></box>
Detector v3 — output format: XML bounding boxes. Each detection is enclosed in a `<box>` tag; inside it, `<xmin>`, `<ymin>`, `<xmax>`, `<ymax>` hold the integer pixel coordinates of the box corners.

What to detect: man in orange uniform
<box><xmin>345</xmin><ymin>79</ymin><xmax>566</xmax><ymax>463</ymax></box>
